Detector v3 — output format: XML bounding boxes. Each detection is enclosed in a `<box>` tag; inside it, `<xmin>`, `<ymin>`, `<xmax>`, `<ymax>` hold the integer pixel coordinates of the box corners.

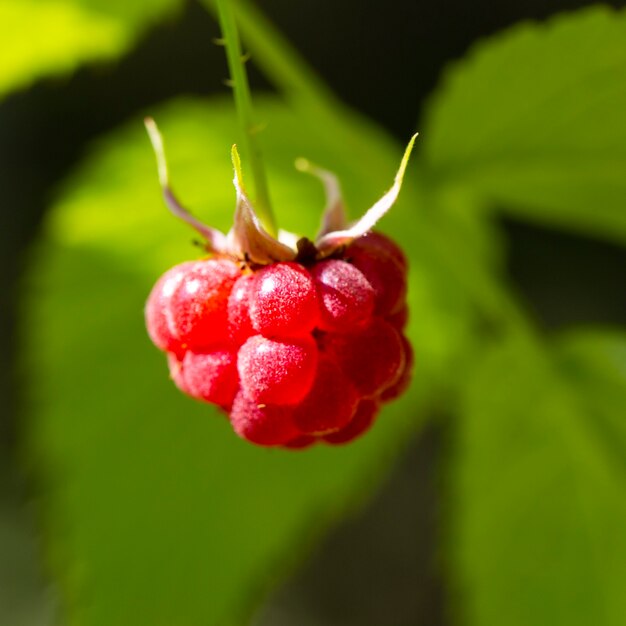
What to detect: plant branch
<box><xmin>215</xmin><ymin>0</ymin><xmax>276</xmax><ymax>235</ymax></box>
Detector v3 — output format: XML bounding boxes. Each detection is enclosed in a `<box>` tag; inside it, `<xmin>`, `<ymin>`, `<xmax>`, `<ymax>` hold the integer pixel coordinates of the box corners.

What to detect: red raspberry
<box><xmin>181</xmin><ymin>349</ymin><xmax>239</xmax><ymax>410</ymax></box>
<box><xmin>146</xmin><ymin>261</ymin><xmax>197</xmax><ymax>355</ymax></box>
<box><xmin>292</xmin><ymin>358</ymin><xmax>359</xmax><ymax>435</ymax></box>
<box><xmin>227</xmin><ymin>273</ymin><xmax>256</xmax><ymax>345</ymax></box>
<box><xmin>230</xmin><ymin>391</ymin><xmax>299</xmax><ymax>446</ymax></box>
<box><xmin>283</xmin><ymin>435</ymin><xmax>317</xmax><ymax>450</ymax></box>
<box><xmin>310</xmin><ymin>260</ymin><xmax>375</xmax><ymax>332</ymax></box>
<box><xmin>145</xmin><ymin>119</ymin><xmax>416</xmax><ymax>450</ymax></box>
<box><xmin>386</xmin><ymin>305</ymin><xmax>409</xmax><ymax>331</ymax></box>
<box><xmin>237</xmin><ymin>335</ymin><xmax>318</xmax><ymax>405</ymax></box>
<box><xmin>249</xmin><ymin>262</ymin><xmax>319</xmax><ymax>338</ymax></box>
<box><xmin>148</xmin><ymin>247</ymin><xmax>411</xmax><ymax>449</ymax></box>
<box><xmin>380</xmin><ymin>334</ymin><xmax>414</xmax><ymax>402</ymax></box>
<box><xmin>323</xmin><ymin>399</ymin><xmax>380</xmax><ymax>445</ymax></box>
<box><xmin>167</xmin><ymin>352</ymin><xmax>191</xmax><ymax>395</ymax></box>
<box><xmin>351</xmin><ymin>231</ymin><xmax>407</xmax><ymax>270</ymax></box>
<box><xmin>323</xmin><ymin>318</ymin><xmax>405</xmax><ymax>398</ymax></box>
<box><xmin>167</xmin><ymin>258</ymin><xmax>241</xmax><ymax>350</ymax></box>
<box><xmin>346</xmin><ymin>238</ymin><xmax>407</xmax><ymax>316</ymax></box>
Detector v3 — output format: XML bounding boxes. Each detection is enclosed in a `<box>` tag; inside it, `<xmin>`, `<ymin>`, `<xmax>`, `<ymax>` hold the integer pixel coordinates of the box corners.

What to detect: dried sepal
<box><xmin>146</xmin><ymin>120</ymin><xmax>416</xmax><ymax>268</ymax></box>
<box><xmin>228</xmin><ymin>145</ymin><xmax>297</xmax><ymax>265</ymax></box>
<box><xmin>144</xmin><ymin>118</ymin><xmax>229</xmax><ymax>253</ymax></box>
<box><xmin>315</xmin><ymin>133</ymin><xmax>418</xmax><ymax>257</ymax></box>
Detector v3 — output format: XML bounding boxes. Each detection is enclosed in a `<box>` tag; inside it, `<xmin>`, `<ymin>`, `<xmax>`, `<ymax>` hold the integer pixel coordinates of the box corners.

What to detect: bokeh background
<box><xmin>1</xmin><ymin>1</ymin><xmax>625</xmax><ymax>625</ymax></box>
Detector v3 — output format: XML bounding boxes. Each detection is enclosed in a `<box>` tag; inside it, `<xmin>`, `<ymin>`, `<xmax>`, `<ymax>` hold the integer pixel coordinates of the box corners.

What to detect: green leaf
<box><xmin>71</xmin><ymin>0</ymin><xmax>179</xmax><ymax>26</ymax></box>
<box><xmin>0</xmin><ymin>476</ymin><xmax>56</xmax><ymax>626</ymax></box>
<box><xmin>0</xmin><ymin>0</ymin><xmax>179</xmax><ymax>99</ymax></box>
<box><xmin>452</xmin><ymin>331</ymin><xmax>626</xmax><ymax>626</ymax></box>
<box><xmin>22</xmin><ymin>96</ymin><xmax>480</xmax><ymax>626</ymax></box>
<box><xmin>422</xmin><ymin>7</ymin><xmax>626</xmax><ymax>245</ymax></box>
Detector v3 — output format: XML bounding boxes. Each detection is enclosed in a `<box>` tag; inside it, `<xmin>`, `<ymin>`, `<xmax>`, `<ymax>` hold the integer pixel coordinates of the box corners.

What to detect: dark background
<box><xmin>1</xmin><ymin>1</ymin><xmax>625</xmax><ymax>624</ymax></box>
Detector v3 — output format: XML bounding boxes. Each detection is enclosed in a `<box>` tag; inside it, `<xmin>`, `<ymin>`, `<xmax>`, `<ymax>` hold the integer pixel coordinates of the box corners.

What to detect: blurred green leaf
<box><xmin>0</xmin><ymin>476</ymin><xmax>56</xmax><ymax>626</ymax></box>
<box><xmin>72</xmin><ymin>0</ymin><xmax>179</xmax><ymax>26</ymax></box>
<box><xmin>0</xmin><ymin>0</ymin><xmax>179</xmax><ymax>98</ymax></box>
<box><xmin>422</xmin><ymin>7</ymin><xmax>626</xmax><ymax>244</ymax></box>
<box><xmin>453</xmin><ymin>331</ymin><xmax>626</xmax><ymax>626</ymax></box>
<box><xmin>557</xmin><ymin>329</ymin><xmax>626</xmax><ymax>459</ymax></box>
<box><xmin>23</xmin><ymin>96</ymin><xmax>481</xmax><ymax>626</ymax></box>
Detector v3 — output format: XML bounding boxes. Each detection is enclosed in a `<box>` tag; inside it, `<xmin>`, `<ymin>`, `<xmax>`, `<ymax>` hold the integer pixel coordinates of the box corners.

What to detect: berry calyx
<box><xmin>144</xmin><ymin>120</ymin><xmax>417</xmax><ymax>449</ymax></box>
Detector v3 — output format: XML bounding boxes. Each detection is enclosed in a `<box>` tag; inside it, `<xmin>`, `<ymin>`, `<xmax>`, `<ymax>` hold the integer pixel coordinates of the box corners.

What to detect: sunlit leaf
<box><xmin>0</xmin><ymin>0</ymin><xmax>180</xmax><ymax>98</ymax></box>
<box><xmin>422</xmin><ymin>7</ymin><xmax>626</xmax><ymax>244</ymax></box>
<box><xmin>22</xmin><ymin>96</ymin><xmax>479</xmax><ymax>625</ymax></box>
<box><xmin>452</xmin><ymin>331</ymin><xmax>626</xmax><ymax>626</ymax></box>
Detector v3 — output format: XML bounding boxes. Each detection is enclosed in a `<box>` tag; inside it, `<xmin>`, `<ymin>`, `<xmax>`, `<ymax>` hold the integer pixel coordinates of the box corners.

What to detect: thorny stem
<box><xmin>215</xmin><ymin>0</ymin><xmax>276</xmax><ymax>236</ymax></box>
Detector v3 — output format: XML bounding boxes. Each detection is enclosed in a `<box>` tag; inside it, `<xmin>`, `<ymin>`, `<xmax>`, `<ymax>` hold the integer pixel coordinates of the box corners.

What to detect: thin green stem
<box><xmin>215</xmin><ymin>0</ymin><xmax>276</xmax><ymax>235</ymax></box>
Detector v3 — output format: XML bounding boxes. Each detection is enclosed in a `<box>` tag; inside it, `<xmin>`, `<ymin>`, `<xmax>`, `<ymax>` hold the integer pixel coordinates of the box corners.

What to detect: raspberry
<box><xmin>351</xmin><ymin>231</ymin><xmax>407</xmax><ymax>270</ymax></box>
<box><xmin>230</xmin><ymin>391</ymin><xmax>299</xmax><ymax>446</ymax></box>
<box><xmin>237</xmin><ymin>335</ymin><xmax>318</xmax><ymax>405</ymax></box>
<box><xmin>283</xmin><ymin>435</ymin><xmax>317</xmax><ymax>450</ymax></box>
<box><xmin>181</xmin><ymin>349</ymin><xmax>239</xmax><ymax>410</ymax></box>
<box><xmin>249</xmin><ymin>262</ymin><xmax>319</xmax><ymax>338</ymax></box>
<box><xmin>167</xmin><ymin>258</ymin><xmax>241</xmax><ymax>350</ymax></box>
<box><xmin>324</xmin><ymin>399</ymin><xmax>380</xmax><ymax>445</ymax></box>
<box><xmin>148</xmin><ymin>243</ymin><xmax>411</xmax><ymax>448</ymax></box>
<box><xmin>346</xmin><ymin>238</ymin><xmax>407</xmax><ymax>316</ymax></box>
<box><xmin>146</xmin><ymin>261</ymin><xmax>197</xmax><ymax>355</ymax></box>
<box><xmin>381</xmin><ymin>334</ymin><xmax>414</xmax><ymax>402</ymax></box>
<box><xmin>310</xmin><ymin>260</ymin><xmax>375</xmax><ymax>332</ymax></box>
<box><xmin>167</xmin><ymin>352</ymin><xmax>190</xmax><ymax>395</ymax></box>
<box><xmin>227</xmin><ymin>273</ymin><xmax>256</xmax><ymax>345</ymax></box>
<box><xmin>145</xmin><ymin>121</ymin><xmax>416</xmax><ymax>449</ymax></box>
<box><xmin>322</xmin><ymin>318</ymin><xmax>405</xmax><ymax>398</ymax></box>
<box><xmin>292</xmin><ymin>358</ymin><xmax>359</xmax><ymax>435</ymax></box>
<box><xmin>386</xmin><ymin>305</ymin><xmax>409</xmax><ymax>331</ymax></box>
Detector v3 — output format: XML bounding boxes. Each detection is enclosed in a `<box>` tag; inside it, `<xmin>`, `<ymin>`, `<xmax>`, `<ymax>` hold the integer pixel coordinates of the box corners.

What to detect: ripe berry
<box><xmin>380</xmin><ymin>335</ymin><xmax>414</xmax><ymax>402</ymax></box>
<box><xmin>181</xmin><ymin>349</ymin><xmax>239</xmax><ymax>410</ymax></box>
<box><xmin>167</xmin><ymin>352</ymin><xmax>190</xmax><ymax>395</ymax></box>
<box><xmin>168</xmin><ymin>258</ymin><xmax>241</xmax><ymax>350</ymax></box>
<box><xmin>249</xmin><ymin>262</ymin><xmax>319</xmax><ymax>338</ymax></box>
<box><xmin>324</xmin><ymin>399</ymin><xmax>380</xmax><ymax>445</ymax></box>
<box><xmin>283</xmin><ymin>435</ymin><xmax>317</xmax><ymax>450</ymax></box>
<box><xmin>145</xmin><ymin>120</ymin><xmax>417</xmax><ymax>449</ymax></box>
<box><xmin>351</xmin><ymin>231</ymin><xmax>407</xmax><ymax>271</ymax></box>
<box><xmin>347</xmin><ymin>238</ymin><xmax>407</xmax><ymax>316</ymax></box>
<box><xmin>230</xmin><ymin>391</ymin><xmax>299</xmax><ymax>446</ymax></box>
<box><xmin>322</xmin><ymin>318</ymin><xmax>405</xmax><ymax>398</ymax></box>
<box><xmin>292</xmin><ymin>358</ymin><xmax>359</xmax><ymax>435</ymax></box>
<box><xmin>237</xmin><ymin>335</ymin><xmax>318</xmax><ymax>405</ymax></box>
<box><xmin>386</xmin><ymin>305</ymin><xmax>409</xmax><ymax>331</ymax></box>
<box><xmin>310</xmin><ymin>260</ymin><xmax>375</xmax><ymax>331</ymax></box>
<box><xmin>146</xmin><ymin>261</ymin><xmax>197</xmax><ymax>355</ymax></box>
<box><xmin>227</xmin><ymin>273</ymin><xmax>256</xmax><ymax>345</ymax></box>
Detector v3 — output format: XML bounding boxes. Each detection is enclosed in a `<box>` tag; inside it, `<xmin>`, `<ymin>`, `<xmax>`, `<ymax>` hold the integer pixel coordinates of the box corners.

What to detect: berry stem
<box><xmin>215</xmin><ymin>0</ymin><xmax>276</xmax><ymax>236</ymax></box>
